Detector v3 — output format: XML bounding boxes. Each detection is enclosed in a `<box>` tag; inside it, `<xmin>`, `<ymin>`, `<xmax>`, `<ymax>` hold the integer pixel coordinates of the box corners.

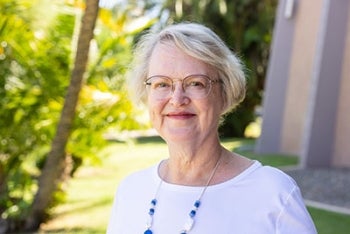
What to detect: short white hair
<box><xmin>127</xmin><ymin>22</ymin><xmax>246</xmax><ymax>115</ymax></box>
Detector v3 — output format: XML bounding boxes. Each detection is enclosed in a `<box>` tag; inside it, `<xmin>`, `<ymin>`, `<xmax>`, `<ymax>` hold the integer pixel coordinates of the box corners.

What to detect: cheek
<box><xmin>147</xmin><ymin>97</ymin><xmax>166</xmax><ymax>120</ymax></box>
<box><xmin>203</xmin><ymin>104</ymin><xmax>220</xmax><ymax>123</ymax></box>
<box><xmin>204</xmin><ymin>94</ymin><xmax>223</xmax><ymax>121</ymax></box>
<box><xmin>212</xmin><ymin>87</ymin><xmax>225</xmax><ymax>114</ymax></box>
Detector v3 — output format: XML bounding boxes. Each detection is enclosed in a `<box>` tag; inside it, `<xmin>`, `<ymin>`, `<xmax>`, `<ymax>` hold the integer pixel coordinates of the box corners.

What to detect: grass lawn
<box><xmin>38</xmin><ymin>137</ymin><xmax>350</xmax><ymax>234</ymax></box>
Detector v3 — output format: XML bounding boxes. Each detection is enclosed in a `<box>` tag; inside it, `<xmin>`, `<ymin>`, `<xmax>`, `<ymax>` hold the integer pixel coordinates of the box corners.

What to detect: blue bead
<box><xmin>189</xmin><ymin>210</ymin><xmax>196</xmax><ymax>217</ymax></box>
<box><xmin>149</xmin><ymin>208</ymin><xmax>155</xmax><ymax>215</ymax></box>
<box><xmin>151</xmin><ymin>199</ymin><xmax>157</xmax><ymax>205</ymax></box>
<box><xmin>194</xmin><ymin>200</ymin><xmax>201</xmax><ymax>208</ymax></box>
<box><xmin>144</xmin><ymin>229</ymin><xmax>153</xmax><ymax>234</ymax></box>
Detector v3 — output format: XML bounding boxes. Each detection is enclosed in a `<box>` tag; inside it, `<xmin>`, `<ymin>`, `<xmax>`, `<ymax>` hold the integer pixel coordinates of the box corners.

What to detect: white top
<box><xmin>107</xmin><ymin>161</ymin><xmax>317</xmax><ymax>234</ymax></box>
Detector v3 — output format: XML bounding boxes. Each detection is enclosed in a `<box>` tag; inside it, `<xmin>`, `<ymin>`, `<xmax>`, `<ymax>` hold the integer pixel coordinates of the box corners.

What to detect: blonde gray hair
<box><xmin>127</xmin><ymin>22</ymin><xmax>246</xmax><ymax>115</ymax></box>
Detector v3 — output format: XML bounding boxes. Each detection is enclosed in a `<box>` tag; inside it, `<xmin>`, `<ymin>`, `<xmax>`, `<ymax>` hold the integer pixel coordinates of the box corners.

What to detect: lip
<box><xmin>166</xmin><ymin>111</ymin><xmax>196</xmax><ymax>119</ymax></box>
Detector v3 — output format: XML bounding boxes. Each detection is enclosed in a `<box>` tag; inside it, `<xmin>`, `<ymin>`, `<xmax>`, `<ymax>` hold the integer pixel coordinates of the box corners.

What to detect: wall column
<box><xmin>301</xmin><ymin>0</ymin><xmax>349</xmax><ymax>167</ymax></box>
<box><xmin>255</xmin><ymin>0</ymin><xmax>296</xmax><ymax>153</ymax></box>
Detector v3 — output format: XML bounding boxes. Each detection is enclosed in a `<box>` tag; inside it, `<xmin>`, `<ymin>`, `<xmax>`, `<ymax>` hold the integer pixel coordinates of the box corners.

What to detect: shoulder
<box><xmin>256</xmin><ymin>163</ymin><xmax>296</xmax><ymax>183</ymax></box>
<box><xmin>118</xmin><ymin>164</ymin><xmax>159</xmax><ymax>192</ymax></box>
<box><xmin>245</xmin><ymin>161</ymin><xmax>298</xmax><ymax>195</ymax></box>
<box><xmin>241</xmin><ymin>162</ymin><xmax>308</xmax><ymax>214</ymax></box>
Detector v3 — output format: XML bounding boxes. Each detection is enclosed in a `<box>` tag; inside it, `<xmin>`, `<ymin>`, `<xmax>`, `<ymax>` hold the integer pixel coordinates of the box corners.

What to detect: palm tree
<box><xmin>24</xmin><ymin>0</ymin><xmax>100</xmax><ymax>231</ymax></box>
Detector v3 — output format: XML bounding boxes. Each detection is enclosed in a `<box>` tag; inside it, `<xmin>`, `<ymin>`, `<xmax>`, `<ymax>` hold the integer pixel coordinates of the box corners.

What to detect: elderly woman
<box><xmin>107</xmin><ymin>23</ymin><xmax>316</xmax><ymax>234</ymax></box>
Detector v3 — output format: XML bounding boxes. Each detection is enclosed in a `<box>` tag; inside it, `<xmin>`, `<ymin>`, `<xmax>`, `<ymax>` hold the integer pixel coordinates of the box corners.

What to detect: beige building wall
<box><xmin>333</xmin><ymin>8</ymin><xmax>350</xmax><ymax>167</ymax></box>
<box><xmin>281</xmin><ymin>0</ymin><xmax>323</xmax><ymax>155</ymax></box>
<box><xmin>257</xmin><ymin>0</ymin><xmax>350</xmax><ymax>168</ymax></box>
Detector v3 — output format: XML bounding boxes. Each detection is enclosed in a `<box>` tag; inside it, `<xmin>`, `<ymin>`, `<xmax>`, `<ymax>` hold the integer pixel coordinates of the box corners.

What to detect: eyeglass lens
<box><xmin>145</xmin><ymin>75</ymin><xmax>213</xmax><ymax>99</ymax></box>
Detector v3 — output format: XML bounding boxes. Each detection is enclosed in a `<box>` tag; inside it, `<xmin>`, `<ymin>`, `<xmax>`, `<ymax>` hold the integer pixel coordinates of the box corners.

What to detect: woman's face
<box><xmin>146</xmin><ymin>42</ymin><xmax>223</xmax><ymax>143</ymax></box>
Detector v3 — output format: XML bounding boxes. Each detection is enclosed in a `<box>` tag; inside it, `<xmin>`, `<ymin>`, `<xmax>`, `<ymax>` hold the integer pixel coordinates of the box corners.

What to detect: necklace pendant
<box><xmin>183</xmin><ymin>216</ymin><xmax>195</xmax><ymax>232</ymax></box>
<box><xmin>144</xmin><ymin>229</ymin><xmax>153</xmax><ymax>234</ymax></box>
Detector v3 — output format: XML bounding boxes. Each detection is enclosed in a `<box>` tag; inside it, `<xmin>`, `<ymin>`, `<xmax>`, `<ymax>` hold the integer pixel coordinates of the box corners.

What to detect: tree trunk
<box><xmin>24</xmin><ymin>0</ymin><xmax>100</xmax><ymax>231</ymax></box>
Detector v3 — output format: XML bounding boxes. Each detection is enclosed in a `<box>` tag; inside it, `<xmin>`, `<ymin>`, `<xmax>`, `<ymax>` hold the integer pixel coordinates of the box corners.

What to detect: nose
<box><xmin>169</xmin><ymin>82</ymin><xmax>189</xmax><ymax>106</ymax></box>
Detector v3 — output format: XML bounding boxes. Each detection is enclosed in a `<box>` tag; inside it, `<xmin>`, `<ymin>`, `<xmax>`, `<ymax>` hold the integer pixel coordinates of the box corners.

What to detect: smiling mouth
<box><xmin>166</xmin><ymin>112</ymin><xmax>196</xmax><ymax>118</ymax></box>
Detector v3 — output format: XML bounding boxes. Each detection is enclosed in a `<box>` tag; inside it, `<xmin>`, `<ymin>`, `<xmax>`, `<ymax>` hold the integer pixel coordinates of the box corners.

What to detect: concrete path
<box><xmin>284</xmin><ymin>167</ymin><xmax>350</xmax><ymax>215</ymax></box>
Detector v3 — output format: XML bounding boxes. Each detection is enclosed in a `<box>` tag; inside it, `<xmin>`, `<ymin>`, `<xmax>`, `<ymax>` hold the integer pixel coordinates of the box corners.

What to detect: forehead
<box><xmin>148</xmin><ymin>42</ymin><xmax>214</xmax><ymax>78</ymax></box>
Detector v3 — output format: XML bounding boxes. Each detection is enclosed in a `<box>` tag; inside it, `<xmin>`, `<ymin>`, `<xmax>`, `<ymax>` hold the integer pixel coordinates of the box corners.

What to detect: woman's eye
<box><xmin>154</xmin><ymin>82</ymin><xmax>171</xmax><ymax>89</ymax></box>
<box><xmin>186</xmin><ymin>80</ymin><xmax>206</xmax><ymax>89</ymax></box>
<box><xmin>190</xmin><ymin>81</ymin><xmax>204</xmax><ymax>87</ymax></box>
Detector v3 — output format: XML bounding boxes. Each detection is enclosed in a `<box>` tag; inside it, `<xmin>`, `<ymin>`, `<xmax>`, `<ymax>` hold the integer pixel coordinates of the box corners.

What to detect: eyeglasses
<box><xmin>144</xmin><ymin>74</ymin><xmax>221</xmax><ymax>99</ymax></box>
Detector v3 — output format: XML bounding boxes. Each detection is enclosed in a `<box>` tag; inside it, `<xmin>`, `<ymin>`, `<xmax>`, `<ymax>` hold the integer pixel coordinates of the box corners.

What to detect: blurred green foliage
<box><xmin>0</xmin><ymin>0</ymin><xmax>70</xmax><ymax>222</ymax></box>
<box><xmin>0</xmin><ymin>0</ymin><xmax>152</xmax><ymax>226</ymax></box>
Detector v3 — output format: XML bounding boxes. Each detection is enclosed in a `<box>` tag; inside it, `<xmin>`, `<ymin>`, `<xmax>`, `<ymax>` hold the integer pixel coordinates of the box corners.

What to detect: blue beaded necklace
<box><xmin>144</xmin><ymin>156</ymin><xmax>222</xmax><ymax>234</ymax></box>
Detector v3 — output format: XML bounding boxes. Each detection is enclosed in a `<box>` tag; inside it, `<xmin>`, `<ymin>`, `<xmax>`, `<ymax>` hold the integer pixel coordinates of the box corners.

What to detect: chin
<box><xmin>161</xmin><ymin>128</ymin><xmax>196</xmax><ymax>142</ymax></box>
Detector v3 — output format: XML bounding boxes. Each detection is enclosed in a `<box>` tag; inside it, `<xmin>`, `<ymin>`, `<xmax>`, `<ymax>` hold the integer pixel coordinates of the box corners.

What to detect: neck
<box><xmin>160</xmin><ymin>143</ymin><xmax>224</xmax><ymax>186</ymax></box>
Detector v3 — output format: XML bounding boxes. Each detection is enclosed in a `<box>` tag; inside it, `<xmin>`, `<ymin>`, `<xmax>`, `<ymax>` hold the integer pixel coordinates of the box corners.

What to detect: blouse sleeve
<box><xmin>276</xmin><ymin>185</ymin><xmax>317</xmax><ymax>234</ymax></box>
<box><xmin>106</xmin><ymin>189</ymin><xmax>120</xmax><ymax>234</ymax></box>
